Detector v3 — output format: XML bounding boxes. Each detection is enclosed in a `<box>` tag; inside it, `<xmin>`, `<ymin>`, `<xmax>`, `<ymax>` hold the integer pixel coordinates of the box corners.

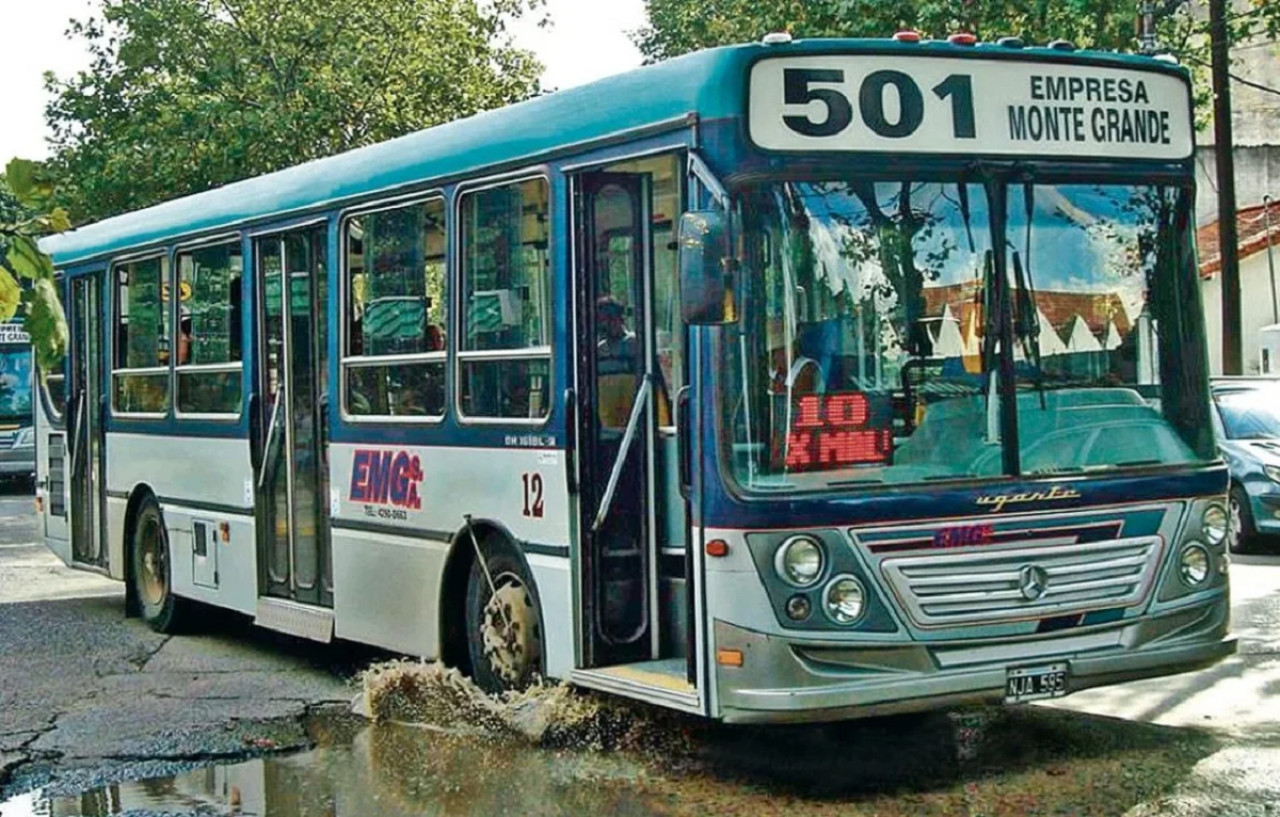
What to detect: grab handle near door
<box><xmin>563</xmin><ymin>388</ymin><xmax>578</xmax><ymax>496</ymax></box>
<box><xmin>68</xmin><ymin>390</ymin><xmax>87</xmax><ymax>479</ymax></box>
<box><xmin>257</xmin><ymin>392</ymin><xmax>283</xmax><ymax>491</ymax></box>
<box><xmin>591</xmin><ymin>373</ymin><xmax>651</xmax><ymax>533</ymax></box>
<box><xmin>248</xmin><ymin>392</ymin><xmax>262</xmax><ymax>472</ymax></box>
<box><xmin>675</xmin><ymin>385</ymin><xmax>691</xmax><ymax>499</ymax></box>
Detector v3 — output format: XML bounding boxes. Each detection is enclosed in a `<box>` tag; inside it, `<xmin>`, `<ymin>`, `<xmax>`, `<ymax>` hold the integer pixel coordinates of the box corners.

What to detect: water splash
<box><xmin>361</xmin><ymin>660</ymin><xmax>700</xmax><ymax>755</ymax></box>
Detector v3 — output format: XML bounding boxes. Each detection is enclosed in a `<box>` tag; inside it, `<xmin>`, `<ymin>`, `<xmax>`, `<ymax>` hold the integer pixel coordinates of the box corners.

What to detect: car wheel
<box><xmin>1229</xmin><ymin>486</ymin><xmax>1255</xmax><ymax>555</ymax></box>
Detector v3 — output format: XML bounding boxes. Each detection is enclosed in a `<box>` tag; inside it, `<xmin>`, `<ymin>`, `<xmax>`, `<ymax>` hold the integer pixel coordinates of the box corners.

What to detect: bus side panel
<box><xmin>157</xmin><ymin>506</ymin><xmax>257</xmax><ymax>615</ymax></box>
<box><xmin>329</xmin><ymin>442</ymin><xmax>574</xmax><ymax>677</ymax></box>
<box><xmin>331</xmin><ymin>528</ymin><xmax>449</xmax><ymax>657</ymax></box>
<box><xmin>106</xmin><ymin>431</ymin><xmax>256</xmax><ymax>613</ymax></box>
<box><xmin>36</xmin><ymin>404</ymin><xmax>72</xmax><ymax>565</ymax></box>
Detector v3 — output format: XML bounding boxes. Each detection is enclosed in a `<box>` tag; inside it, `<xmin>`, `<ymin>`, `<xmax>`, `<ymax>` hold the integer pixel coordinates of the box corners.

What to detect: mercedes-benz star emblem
<box><xmin>1018</xmin><ymin>564</ymin><xmax>1050</xmax><ymax>601</ymax></box>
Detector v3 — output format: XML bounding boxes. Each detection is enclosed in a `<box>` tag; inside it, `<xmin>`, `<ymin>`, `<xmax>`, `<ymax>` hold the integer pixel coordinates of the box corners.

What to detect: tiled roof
<box><xmin>1198</xmin><ymin>198</ymin><xmax>1280</xmax><ymax>278</ymax></box>
<box><xmin>923</xmin><ymin>282</ymin><xmax>1131</xmax><ymax>338</ymax></box>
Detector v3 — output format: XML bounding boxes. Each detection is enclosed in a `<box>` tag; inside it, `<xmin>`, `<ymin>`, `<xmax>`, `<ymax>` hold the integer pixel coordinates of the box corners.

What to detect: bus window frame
<box><xmin>338</xmin><ymin>191</ymin><xmax>449</xmax><ymax>425</ymax></box>
<box><xmin>110</xmin><ymin>249</ymin><xmax>173</xmax><ymax>420</ymax></box>
<box><xmin>172</xmin><ymin>233</ymin><xmax>245</xmax><ymax>422</ymax></box>
<box><xmin>38</xmin><ymin>272</ymin><xmax>68</xmax><ymax>427</ymax></box>
<box><xmin>453</xmin><ymin>168</ymin><xmax>554</xmax><ymax>428</ymax></box>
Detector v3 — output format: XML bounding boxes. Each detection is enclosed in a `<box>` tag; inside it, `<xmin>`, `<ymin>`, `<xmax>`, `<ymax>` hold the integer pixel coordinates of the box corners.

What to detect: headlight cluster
<box><xmin>1265</xmin><ymin>465</ymin><xmax>1280</xmax><ymax>484</ymax></box>
<box><xmin>772</xmin><ymin>536</ymin><xmax>869</xmax><ymax>626</ymax></box>
<box><xmin>1176</xmin><ymin>502</ymin><xmax>1227</xmax><ymax>589</ymax></box>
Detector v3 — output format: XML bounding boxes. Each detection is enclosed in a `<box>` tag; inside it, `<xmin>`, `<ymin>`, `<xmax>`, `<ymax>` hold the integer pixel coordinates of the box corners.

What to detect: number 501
<box><xmin>782</xmin><ymin>68</ymin><xmax>975</xmax><ymax>140</ymax></box>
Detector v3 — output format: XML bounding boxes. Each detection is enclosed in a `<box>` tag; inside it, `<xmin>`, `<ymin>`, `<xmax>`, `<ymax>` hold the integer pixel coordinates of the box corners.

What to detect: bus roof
<box><xmin>41</xmin><ymin>38</ymin><xmax>1184</xmax><ymax>267</ymax></box>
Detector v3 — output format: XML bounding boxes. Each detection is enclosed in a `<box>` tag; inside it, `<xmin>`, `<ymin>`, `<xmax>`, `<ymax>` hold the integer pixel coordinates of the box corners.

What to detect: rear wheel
<box><xmin>1229</xmin><ymin>485</ymin><xmax>1256</xmax><ymax>555</ymax></box>
<box><xmin>465</xmin><ymin>545</ymin><xmax>544</xmax><ymax>693</ymax></box>
<box><xmin>131</xmin><ymin>497</ymin><xmax>189</xmax><ymax>632</ymax></box>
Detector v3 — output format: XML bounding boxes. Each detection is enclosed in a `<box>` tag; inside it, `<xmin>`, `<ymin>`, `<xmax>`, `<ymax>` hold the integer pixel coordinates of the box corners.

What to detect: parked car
<box><xmin>1211</xmin><ymin>378</ymin><xmax>1280</xmax><ymax>552</ymax></box>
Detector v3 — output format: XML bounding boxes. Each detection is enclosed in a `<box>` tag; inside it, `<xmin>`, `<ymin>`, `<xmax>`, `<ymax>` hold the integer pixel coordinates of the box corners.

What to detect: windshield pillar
<box><xmin>985</xmin><ymin>179</ymin><xmax>1021</xmax><ymax>476</ymax></box>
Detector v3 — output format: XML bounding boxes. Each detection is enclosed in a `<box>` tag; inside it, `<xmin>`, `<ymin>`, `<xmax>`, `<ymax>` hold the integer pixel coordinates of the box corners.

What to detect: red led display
<box><xmin>774</xmin><ymin>392</ymin><xmax>894</xmax><ymax>472</ymax></box>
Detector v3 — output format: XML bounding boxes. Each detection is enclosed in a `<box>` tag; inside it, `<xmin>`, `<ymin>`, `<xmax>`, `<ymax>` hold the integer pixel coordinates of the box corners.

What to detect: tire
<box><xmin>1229</xmin><ymin>485</ymin><xmax>1256</xmax><ymax>555</ymax></box>
<box><xmin>465</xmin><ymin>542</ymin><xmax>544</xmax><ymax>694</ymax></box>
<box><xmin>130</xmin><ymin>496</ymin><xmax>189</xmax><ymax>632</ymax></box>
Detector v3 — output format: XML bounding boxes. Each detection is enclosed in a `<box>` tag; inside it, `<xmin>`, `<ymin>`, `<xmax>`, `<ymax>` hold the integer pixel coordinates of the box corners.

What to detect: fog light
<box><xmin>1179</xmin><ymin>543</ymin><xmax>1211</xmax><ymax>586</ymax></box>
<box><xmin>823</xmin><ymin>575</ymin><xmax>866</xmax><ymax>625</ymax></box>
<box><xmin>785</xmin><ymin>594</ymin><xmax>811</xmax><ymax>621</ymax></box>
<box><xmin>775</xmin><ymin>535</ymin><xmax>824</xmax><ymax>587</ymax></box>
<box><xmin>1202</xmin><ymin>504</ymin><xmax>1228</xmax><ymax>546</ymax></box>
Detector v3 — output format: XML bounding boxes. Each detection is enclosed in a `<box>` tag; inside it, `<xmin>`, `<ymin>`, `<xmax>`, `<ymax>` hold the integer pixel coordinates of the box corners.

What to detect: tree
<box><xmin>45</xmin><ymin>0</ymin><xmax>546</xmax><ymax>224</ymax></box>
<box><xmin>0</xmin><ymin>160</ymin><xmax>70</xmax><ymax>373</ymax></box>
<box><xmin>634</xmin><ymin>0</ymin><xmax>1278</xmax><ymax>108</ymax></box>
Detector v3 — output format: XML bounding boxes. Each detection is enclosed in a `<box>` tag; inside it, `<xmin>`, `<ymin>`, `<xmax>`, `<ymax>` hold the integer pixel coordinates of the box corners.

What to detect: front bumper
<box><xmin>1247</xmin><ymin>489</ymin><xmax>1280</xmax><ymax>533</ymax></box>
<box><xmin>713</xmin><ymin>597</ymin><xmax>1235</xmax><ymax>724</ymax></box>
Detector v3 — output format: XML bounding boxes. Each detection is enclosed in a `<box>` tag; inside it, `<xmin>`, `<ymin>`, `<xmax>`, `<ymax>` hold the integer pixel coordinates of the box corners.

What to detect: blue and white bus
<box><xmin>0</xmin><ymin>319</ymin><xmax>35</xmax><ymax>482</ymax></box>
<box><xmin>36</xmin><ymin>34</ymin><xmax>1235</xmax><ymax>723</ymax></box>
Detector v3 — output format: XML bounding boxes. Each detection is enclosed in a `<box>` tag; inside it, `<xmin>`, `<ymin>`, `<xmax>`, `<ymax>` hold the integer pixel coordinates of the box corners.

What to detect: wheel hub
<box><xmin>480</xmin><ymin>575</ymin><xmax>540</xmax><ymax>686</ymax></box>
<box><xmin>139</xmin><ymin>521</ymin><xmax>167</xmax><ymax>607</ymax></box>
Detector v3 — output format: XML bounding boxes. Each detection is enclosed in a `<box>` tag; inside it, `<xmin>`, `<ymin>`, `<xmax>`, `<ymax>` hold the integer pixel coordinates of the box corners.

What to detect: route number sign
<box><xmin>749</xmin><ymin>55</ymin><xmax>1193</xmax><ymax>160</ymax></box>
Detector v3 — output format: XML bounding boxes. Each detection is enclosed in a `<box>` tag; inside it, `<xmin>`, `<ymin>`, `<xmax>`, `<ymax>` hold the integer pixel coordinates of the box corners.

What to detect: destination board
<box><xmin>0</xmin><ymin>322</ymin><xmax>29</xmax><ymax>344</ymax></box>
<box><xmin>749</xmin><ymin>55</ymin><xmax>1193</xmax><ymax>160</ymax></box>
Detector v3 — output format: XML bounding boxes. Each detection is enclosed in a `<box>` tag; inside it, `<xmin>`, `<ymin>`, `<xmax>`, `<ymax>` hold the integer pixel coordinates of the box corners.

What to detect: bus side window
<box><xmin>458</xmin><ymin>178</ymin><xmax>551</xmax><ymax>420</ymax></box>
<box><xmin>112</xmin><ymin>257</ymin><xmax>171</xmax><ymax>415</ymax></box>
<box><xmin>343</xmin><ymin>197</ymin><xmax>448</xmax><ymax>418</ymax></box>
<box><xmin>176</xmin><ymin>242</ymin><xmax>243</xmax><ymax>416</ymax></box>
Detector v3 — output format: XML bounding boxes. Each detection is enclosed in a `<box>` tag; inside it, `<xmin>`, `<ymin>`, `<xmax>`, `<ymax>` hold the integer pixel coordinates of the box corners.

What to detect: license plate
<box><xmin>1004</xmin><ymin>663</ymin><xmax>1069</xmax><ymax>703</ymax></box>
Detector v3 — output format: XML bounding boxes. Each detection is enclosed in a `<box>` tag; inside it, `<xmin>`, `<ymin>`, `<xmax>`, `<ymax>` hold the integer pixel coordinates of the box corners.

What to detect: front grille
<box><xmin>880</xmin><ymin>536</ymin><xmax>1164</xmax><ymax>628</ymax></box>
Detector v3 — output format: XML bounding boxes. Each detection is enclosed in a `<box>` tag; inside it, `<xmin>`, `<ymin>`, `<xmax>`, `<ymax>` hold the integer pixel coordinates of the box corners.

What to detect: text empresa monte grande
<box><xmin>1007</xmin><ymin>74</ymin><xmax>1172</xmax><ymax>147</ymax></box>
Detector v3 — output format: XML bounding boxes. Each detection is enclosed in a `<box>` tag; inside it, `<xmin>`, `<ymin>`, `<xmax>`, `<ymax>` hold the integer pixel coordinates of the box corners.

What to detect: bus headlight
<box><xmin>775</xmin><ymin>535</ymin><xmax>824</xmax><ymax>587</ymax></box>
<box><xmin>1202</xmin><ymin>504</ymin><xmax>1228</xmax><ymax>546</ymax></box>
<box><xmin>1179</xmin><ymin>543</ymin><xmax>1211</xmax><ymax>587</ymax></box>
<box><xmin>823</xmin><ymin>575</ymin><xmax>866</xmax><ymax>625</ymax></box>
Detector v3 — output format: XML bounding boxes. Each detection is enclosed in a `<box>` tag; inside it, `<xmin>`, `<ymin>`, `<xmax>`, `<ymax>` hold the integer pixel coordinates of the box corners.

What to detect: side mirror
<box><xmin>678</xmin><ymin>210</ymin><xmax>737</xmax><ymax>325</ymax></box>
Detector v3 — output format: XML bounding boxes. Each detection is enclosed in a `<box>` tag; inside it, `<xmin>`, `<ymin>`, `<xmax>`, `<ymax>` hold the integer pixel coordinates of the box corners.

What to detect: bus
<box><xmin>35</xmin><ymin>34</ymin><xmax>1235</xmax><ymax>723</ymax></box>
<box><xmin>0</xmin><ymin>319</ymin><xmax>35</xmax><ymax>483</ymax></box>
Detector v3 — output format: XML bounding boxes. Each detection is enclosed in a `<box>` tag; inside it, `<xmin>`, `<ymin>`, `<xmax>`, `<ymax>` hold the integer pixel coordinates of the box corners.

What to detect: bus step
<box><xmin>571</xmin><ymin>660</ymin><xmax>700</xmax><ymax>714</ymax></box>
<box><xmin>255</xmin><ymin>597</ymin><xmax>334</xmax><ymax>643</ymax></box>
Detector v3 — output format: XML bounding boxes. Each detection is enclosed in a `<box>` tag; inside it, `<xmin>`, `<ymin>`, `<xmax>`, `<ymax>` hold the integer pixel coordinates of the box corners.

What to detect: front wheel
<box><xmin>131</xmin><ymin>497</ymin><xmax>189</xmax><ymax>632</ymax></box>
<box><xmin>1229</xmin><ymin>485</ymin><xmax>1256</xmax><ymax>555</ymax></box>
<box><xmin>465</xmin><ymin>545</ymin><xmax>544</xmax><ymax>693</ymax></box>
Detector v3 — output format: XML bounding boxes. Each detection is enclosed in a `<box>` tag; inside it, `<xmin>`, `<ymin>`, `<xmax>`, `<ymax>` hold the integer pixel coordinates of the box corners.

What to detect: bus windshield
<box><xmin>0</xmin><ymin>346</ymin><xmax>32</xmax><ymax>422</ymax></box>
<box><xmin>723</xmin><ymin>179</ymin><xmax>1214</xmax><ymax>492</ymax></box>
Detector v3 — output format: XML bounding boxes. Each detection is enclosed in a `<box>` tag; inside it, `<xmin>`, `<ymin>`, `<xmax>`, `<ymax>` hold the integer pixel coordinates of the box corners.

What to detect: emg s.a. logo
<box><xmin>349</xmin><ymin>449</ymin><xmax>423</xmax><ymax>510</ymax></box>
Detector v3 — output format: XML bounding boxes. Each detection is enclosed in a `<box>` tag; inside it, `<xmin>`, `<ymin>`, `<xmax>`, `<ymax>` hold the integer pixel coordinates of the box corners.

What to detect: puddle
<box><xmin>1</xmin><ymin>724</ymin><xmax>662</xmax><ymax>817</ymax></box>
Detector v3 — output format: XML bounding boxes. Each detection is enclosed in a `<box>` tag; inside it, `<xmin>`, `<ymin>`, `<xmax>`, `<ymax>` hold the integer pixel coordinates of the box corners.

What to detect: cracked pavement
<box><xmin>0</xmin><ymin>491</ymin><xmax>358</xmax><ymax>797</ymax></box>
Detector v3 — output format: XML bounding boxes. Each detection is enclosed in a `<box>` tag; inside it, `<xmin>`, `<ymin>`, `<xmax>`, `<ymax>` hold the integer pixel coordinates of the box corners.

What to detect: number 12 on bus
<box><xmin>35</xmin><ymin>35</ymin><xmax>1233</xmax><ymax>723</ymax></box>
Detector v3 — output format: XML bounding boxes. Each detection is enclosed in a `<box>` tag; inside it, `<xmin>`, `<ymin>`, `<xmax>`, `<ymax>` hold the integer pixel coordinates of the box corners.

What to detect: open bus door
<box><xmin>66</xmin><ymin>271</ymin><xmax>107</xmax><ymax>570</ymax></box>
<box><xmin>569</xmin><ymin>163</ymin><xmax>703</xmax><ymax>714</ymax></box>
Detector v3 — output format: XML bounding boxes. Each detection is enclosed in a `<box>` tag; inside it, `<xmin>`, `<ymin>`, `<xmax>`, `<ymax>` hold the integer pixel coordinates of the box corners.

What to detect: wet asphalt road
<box><xmin>1</xmin><ymin>488</ymin><xmax>1279</xmax><ymax>815</ymax></box>
<box><xmin>0</xmin><ymin>487</ymin><xmax>357</xmax><ymax>798</ymax></box>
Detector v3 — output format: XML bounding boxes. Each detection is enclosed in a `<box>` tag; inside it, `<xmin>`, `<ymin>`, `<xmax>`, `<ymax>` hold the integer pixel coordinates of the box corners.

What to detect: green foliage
<box><xmin>634</xmin><ymin>0</ymin><xmax>1280</xmax><ymax>112</ymax></box>
<box><xmin>0</xmin><ymin>160</ymin><xmax>69</xmax><ymax>372</ymax></box>
<box><xmin>45</xmin><ymin>0</ymin><xmax>546</xmax><ymax>223</ymax></box>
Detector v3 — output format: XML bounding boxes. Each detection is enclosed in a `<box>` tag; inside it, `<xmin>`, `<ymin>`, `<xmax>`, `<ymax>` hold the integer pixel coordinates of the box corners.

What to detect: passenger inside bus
<box><xmin>596</xmin><ymin>295</ymin><xmax>638</xmax><ymax>429</ymax></box>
